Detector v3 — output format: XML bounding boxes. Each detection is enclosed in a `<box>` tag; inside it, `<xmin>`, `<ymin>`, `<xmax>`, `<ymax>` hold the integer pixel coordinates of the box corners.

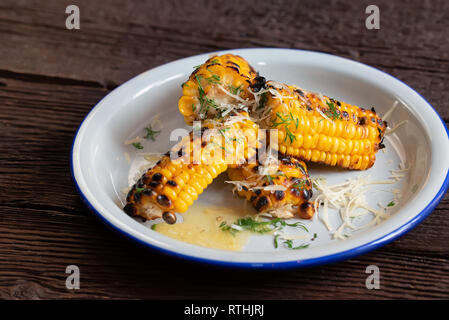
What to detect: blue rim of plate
<box><xmin>71</xmin><ymin>48</ymin><xmax>449</xmax><ymax>269</ymax></box>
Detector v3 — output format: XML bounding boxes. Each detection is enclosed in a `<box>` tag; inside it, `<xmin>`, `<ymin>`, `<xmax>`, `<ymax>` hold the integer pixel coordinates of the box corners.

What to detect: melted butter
<box><xmin>153</xmin><ymin>203</ymin><xmax>256</xmax><ymax>251</ymax></box>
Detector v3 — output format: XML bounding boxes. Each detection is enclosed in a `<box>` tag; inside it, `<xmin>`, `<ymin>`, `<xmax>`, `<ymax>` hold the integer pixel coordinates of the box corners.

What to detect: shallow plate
<box><xmin>71</xmin><ymin>48</ymin><xmax>449</xmax><ymax>268</ymax></box>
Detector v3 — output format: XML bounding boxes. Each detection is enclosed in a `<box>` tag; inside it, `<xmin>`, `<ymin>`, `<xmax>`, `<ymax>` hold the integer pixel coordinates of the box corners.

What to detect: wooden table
<box><xmin>1</xmin><ymin>0</ymin><xmax>448</xmax><ymax>299</ymax></box>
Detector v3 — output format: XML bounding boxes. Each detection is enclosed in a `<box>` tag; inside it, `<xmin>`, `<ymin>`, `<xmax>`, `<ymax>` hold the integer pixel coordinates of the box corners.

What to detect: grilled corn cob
<box><xmin>178</xmin><ymin>54</ymin><xmax>263</xmax><ymax>124</ymax></box>
<box><xmin>259</xmin><ymin>81</ymin><xmax>387</xmax><ymax>170</ymax></box>
<box><xmin>227</xmin><ymin>154</ymin><xmax>315</xmax><ymax>219</ymax></box>
<box><xmin>124</xmin><ymin>112</ymin><xmax>259</xmax><ymax>224</ymax></box>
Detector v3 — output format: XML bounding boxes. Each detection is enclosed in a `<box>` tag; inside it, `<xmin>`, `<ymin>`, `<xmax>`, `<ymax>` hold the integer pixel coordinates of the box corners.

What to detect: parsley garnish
<box><xmin>132</xmin><ymin>142</ymin><xmax>143</xmax><ymax>149</ymax></box>
<box><xmin>387</xmin><ymin>201</ymin><xmax>395</xmax><ymax>207</ymax></box>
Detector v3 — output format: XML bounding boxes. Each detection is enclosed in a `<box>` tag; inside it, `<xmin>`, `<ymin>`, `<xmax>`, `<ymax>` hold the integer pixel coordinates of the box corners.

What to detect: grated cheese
<box><xmin>313</xmin><ymin>173</ymin><xmax>404</xmax><ymax>239</ymax></box>
<box><xmin>385</xmin><ymin>120</ymin><xmax>408</xmax><ymax>135</ymax></box>
<box><xmin>382</xmin><ymin>101</ymin><xmax>398</xmax><ymax>121</ymax></box>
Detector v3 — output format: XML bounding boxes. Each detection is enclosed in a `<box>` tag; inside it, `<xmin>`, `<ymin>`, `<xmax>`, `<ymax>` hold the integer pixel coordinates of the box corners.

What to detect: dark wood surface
<box><xmin>1</xmin><ymin>0</ymin><xmax>448</xmax><ymax>300</ymax></box>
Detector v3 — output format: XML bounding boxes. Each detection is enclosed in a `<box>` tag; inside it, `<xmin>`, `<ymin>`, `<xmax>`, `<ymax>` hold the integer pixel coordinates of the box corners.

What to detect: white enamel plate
<box><xmin>71</xmin><ymin>48</ymin><xmax>449</xmax><ymax>268</ymax></box>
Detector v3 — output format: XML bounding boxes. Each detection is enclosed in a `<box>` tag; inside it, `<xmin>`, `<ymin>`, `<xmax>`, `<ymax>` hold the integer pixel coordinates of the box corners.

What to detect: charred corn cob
<box><xmin>124</xmin><ymin>112</ymin><xmax>259</xmax><ymax>224</ymax></box>
<box><xmin>259</xmin><ymin>81</ymin><xmax>387</xmax><ymax>170</ymax></box>
<box><xmin>178</xmin><ymin>54</ymin><xmax>264</xmax><ymax>124</ymax></box>
<box><xmin>227</xmin><ymin>154</ymin><xmax>315</xmax><ymax>219</ymax></box>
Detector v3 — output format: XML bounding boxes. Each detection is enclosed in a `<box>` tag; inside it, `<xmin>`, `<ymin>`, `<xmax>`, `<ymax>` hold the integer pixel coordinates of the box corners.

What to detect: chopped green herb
<box><xmin>284</xmin><ymin>126</ymin><xmax>296</xmax><ymax>144</ymax></box>
<box><xmin>219</xmin><ymin>221</ymin><xmax>237</xmax><ymax>236</ymax></box>
<box><xmin>293</xmin><ymin>179</ymin><xmax>308</xmax><ymax>191</ymax></box>
<box><xmin>220</xmin><ymin>217</ymin><xmax>307</xmax><ymax>235</ymax></box>
<box><xmin>135</xmin><ymin>187</ymin><xmax>145</xmax><ymax>193</ymax></box>
<box><xmin>265</xmin><ymin>174</ymin><xmax>274</xmax><ymax>184</ymax></box>
<box><xmin>274</xmin><ymin>234</ymin><xmax>280</xmax><ymax>248</ymax></box>
<box><xmin>144</xmin><ymin>125</ymin><xmax>160</xmax><ymax>141</ymax></box>
<box><xmin>205</xmin><ymin>74</ymin><xmax>221</xmax><ymax>84</ymax></box>
<box><xmin>283</xmin><ymin>239</ymin><xmax>310</xmax><ymax>250</ymax></box>
<box><xmin>387</xmin><ymin>201</ymin><xmax>395</xmax><ymax>207</ymax></box>
<box><xmin>193</xmin><ymin>64</ymin><xmax>202</xmax><ymax>70</ymax></box>
<box><xmin>192</xmin><ymin>104</ymin><xmax>196</xmax><ymax>112</ymax></box>
<box><xmin>195</xmin><ymin>75</ymin><xmax>219</xmax><ymax>116</ymax></box>
<box><xmin>210</xmin><ymin>58</ymin><xmax>220</xmax><ymax>64</ymax></box>
<box><xmin>229</xmin><ymin>84</ymin><xmax>242</xmax><ymax>95</ymax></box>
<box><xmin>132</xmin><ymin>142</ymin><xmax>144</xmax><ymax>149</ymax></box>
<box><xmin>323</xmin><ymin>101</ymin><xmax>342</xmax><ymax>121</ymax></box>
<box><xmin>271</xmin><ymin>112</ymin><xmax>297</xmax><ymax>144</ymax></box>
<box><xmin>150</xmin><ymin>224</ymin><xmax>157</xmax><ymax>230</ymax></box>
<box><xmin>258</xmin><ymin>92</ymin><xmax>268</xmax><ymax>109</ymax></box>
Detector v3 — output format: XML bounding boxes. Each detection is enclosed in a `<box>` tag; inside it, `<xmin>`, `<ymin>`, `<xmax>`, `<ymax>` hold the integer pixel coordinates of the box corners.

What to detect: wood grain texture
<box><xmin>0</xmin><ymin>0</ymin><xmax>448</xmax><ymax>299</ymax></box>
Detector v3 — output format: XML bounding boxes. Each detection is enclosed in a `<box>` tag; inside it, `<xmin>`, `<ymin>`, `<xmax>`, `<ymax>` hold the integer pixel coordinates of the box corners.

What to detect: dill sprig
<box><xmin>220</xmin><ymin>217</ymin><xmax>308</xmax><ymax>235</ymax></box>
<box><xmin>271</xmin><ymin>112</ymin><xmax>298</xmax><ymax>144</ymax></box>
<box><xmin>387</xmin><ymin>201</ymin><xmax>395</xmax><ymax>207</ymax></box>
<box><xmin>293</xmin><ymin>179</ymin><xmax>308</xmax><ymax>190</ymax></box>
<box><xmin>220</xmin><ymin>217</ymin><xmax>309</xmax><ymax>250</ymax></box>
<box><xmin>283</xmin><ymin>239</ymin><xmax>310</xmax><ymax>250</ymax></box>
<box><xmin>205</xmin><ymin>74</ymin><xmax>221</xmax><ymax>84</ymax></box>
<box><xmin>229</xmin><ymin>84</ymin><xmax>242</xmax><ymax>95</ymax></box>
<box><xmin>195</xmin><ymin>75</ymin><xmax>219</xmax><ymax>116</ymax></box>
<box><xmin>323</xmin><ymin>101</ymin><xmax>341</xmax><ymax>121</ymax></box>
<box><xmin>132</xmin><ymin>142</ymin><xmax>143</xmax><ymax>149</ymax></box>
<box><xmin>258</xmin><ymin>92</ymin><xmax>269</xmax><ymax>109</ymax></box>
<box><xmin>144</xmin><ymin>124</ymin><xmax>160</xmax><ymax>141</ymax></box>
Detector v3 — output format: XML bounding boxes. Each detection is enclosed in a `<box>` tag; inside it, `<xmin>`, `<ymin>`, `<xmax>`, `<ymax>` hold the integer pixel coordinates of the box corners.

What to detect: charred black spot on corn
<box><xmin>149</xmin><ymin>181</ymin><xmax>159</xmax><ymax>188</ymax></box>
<box><xmin>157</xmin><ymin>194</ymin><xmax>172</xmax><ymax>207</ymax></box>
<box><xmin>152</xmin><ymin>173</ymin><xmax>163</xmax><ymax>181</ymax></box>
<box><xmin>295</xmin><ymin>88</ymin><xmax>304</xmax><ymax>96</ymax></box>
<box><xmin>274</xmin><ymin>190</ymin><xmax>285</xmax><ymax>201</ymax></box>
<box><xmin>162</xmin><ymin>212</ymin><xmax>177</xmax><ymax>224</ymax></box>
<box><xmin>250</xmin><ymin>76</ymin><xmax>266</xmax><ymax>93</ymax></box>
<box><xmin>167</xmin><ymin>180</ymin><xmax>177</xmax><ymax>187</ymax></box>
<box><xmin>299</xmin><ymin>202</ymin><xmax>315</xmax><ymax>219</ymax></box>
<box><xmin>227</xmin><ymin>61</ymin><xmax>241</xmax><ymax>70</ymax></box>
<box><xmin>123</xmin><ymin>203</ymin><xmax>136</xmax><ymax>216</ymax></box>
<box><xmin>302</xmin><ymin>188</ymin><xmax>312</xmax><ymax>201</ymax></box>
<box><xmin>255</xmin><ymin>196</ymin><xmax>270</xmax><ymax>212</ymax></box>
<box><xmin>226</xmin><ymin>65</ymin><xmax>240</xmax><ymax>73</ymax></box>
<box><xmin>290</xmin><ymin>187</ymin><xmax>301</xmax><ymax>198</ymax></box>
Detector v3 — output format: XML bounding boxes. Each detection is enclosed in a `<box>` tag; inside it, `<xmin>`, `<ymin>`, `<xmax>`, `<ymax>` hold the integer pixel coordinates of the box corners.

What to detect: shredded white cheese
<box><xmin>382</xmin><ymin>101</ymin><xmax>398</xmax><ymax>121</ymax></box>
<box><xmin>385</xmin><ymin>120</ymin><xmax>408</xmax><ymax>135</ymax></box>
<box><xmin>313</xmin><ymin>173</ymin><xmax>403</xmax><ymax>240</ymax></box>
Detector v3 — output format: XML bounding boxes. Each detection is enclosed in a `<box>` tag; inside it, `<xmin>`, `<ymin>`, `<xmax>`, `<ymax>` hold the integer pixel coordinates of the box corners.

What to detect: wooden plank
<box><xmin>0</xmin><ymin>0</ymin><xmax>448</xmax><ymax>119</ymax></box>
<box><xmin>0</xmin><ymin>205</ymin><xmax>448</xmax><ymax>300</ymax></box>
<box><xmin>0</xmin><ymin>0</ymin><xmax>448</xmax><ymax>299</ymax></box>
